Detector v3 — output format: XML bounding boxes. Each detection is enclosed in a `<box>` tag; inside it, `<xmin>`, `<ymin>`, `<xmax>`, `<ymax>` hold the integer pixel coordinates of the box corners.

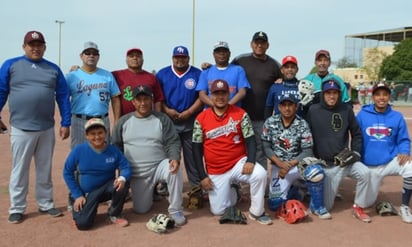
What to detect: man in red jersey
<box><xmin>192</xmin><ymin>79</ymin><xmax>272</xmax><ymax>225</ymax></box>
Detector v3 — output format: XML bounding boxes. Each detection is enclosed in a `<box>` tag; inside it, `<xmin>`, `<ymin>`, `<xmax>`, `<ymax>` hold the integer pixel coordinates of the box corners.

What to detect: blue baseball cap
<box><xmin>279</xmin><ymin>94</ymin><xmax>299</xmax><ymax>104</ymax></box>
<box><xmin>322</xmin><ymin>79</ymin><xmax>341</xmax><ymax>92</ymax></box>
<box><xmin>173</xmin><ymin>46</ymin><xmax>189</xmax><ymax>57</ymax></box>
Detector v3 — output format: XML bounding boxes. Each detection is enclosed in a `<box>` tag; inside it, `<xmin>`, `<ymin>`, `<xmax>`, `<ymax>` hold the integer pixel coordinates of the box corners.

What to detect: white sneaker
<box><xmin>399</xmin><ymin>205</ymin><xmax>412</xmax><ymax>223</ymax></box>
<box><xmin>170</xmin><ymin>211</ymin><xmax>187</xmax><ymax>226</ymax></box>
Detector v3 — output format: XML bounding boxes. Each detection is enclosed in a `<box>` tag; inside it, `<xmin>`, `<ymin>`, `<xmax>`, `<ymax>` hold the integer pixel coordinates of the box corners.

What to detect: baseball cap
<box><xmin>210</xmin><ymin>79</ymin><xmax>229</xmax><ymax>93</ymax></box>
<box><xmin>84</xmin><ymin>118</ymin><xmax>106</xmax><ymax>132</ymax></box>
<box><xmin>172</xmin><ymin>46</ymin><xmax>189</xmax><ymax>57</ymax></box>
<box><xmin>322</xmin><ymin>78</ymin><xmax>341</xmax><ymax>92</ymax></box>
<box><xmin>279</xmin><ymin>94</ymin><xmax>299</xmax><ymax>104</ymax></box>
<box><xmin>213</xmin><ymin>41</ymin><xmax>230</xmax><ymax>51</ymax></box>
<box><xmin>132</xmin><ymin>85</ymin><xmax>153</xmax><ymax>97</ymax></box>
<box><xmin>83</xmin><ymin>41</ymin><xmax>99</xmax><ymax>52</ymax></box>
<box><xmin>126</xmin><ymin>48</ymin><xmax>143</xmax><ymax>56</ymax></box>
<box><xmin>24</xmin><ymin>31</ymin><xmax>45</xmax><ymax>44</ymax></box>
<box><xmin>372</xmin><ymin>82</ymin><xmax>391</xmax><ymax>94</ymax></box>
<box><xmin>252</xmin><ymin>31</ymin><xmax>268</xmax><ymax>42</ymax></box>
<box><xmin>315</xmin><ymin>50</ymin><xmax>330</xmax><ymax>60</ymax></box>
<box><xmin>282</xmin><ymin>55</ymin><xmax>298</xmax><ymax>66</ymax></box>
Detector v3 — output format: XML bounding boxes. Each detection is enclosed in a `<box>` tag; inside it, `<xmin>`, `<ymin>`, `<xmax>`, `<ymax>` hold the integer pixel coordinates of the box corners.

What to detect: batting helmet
<box><xmin>277</xmin><ymin>199</ymin><xmax>308</xmax><ymax>224</ymax></box>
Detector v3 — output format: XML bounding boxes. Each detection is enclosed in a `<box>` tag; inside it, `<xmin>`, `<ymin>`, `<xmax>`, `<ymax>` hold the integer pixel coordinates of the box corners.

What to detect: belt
<box><xmin>74</xmin><ymin>113</ymin><xmax>108</xmax><ymax>120</ymax></box>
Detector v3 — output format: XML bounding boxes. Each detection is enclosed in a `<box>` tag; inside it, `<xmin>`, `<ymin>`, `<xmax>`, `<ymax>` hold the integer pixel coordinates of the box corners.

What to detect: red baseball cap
<box><xmin>282</xmin><ymin>55</ymin><xmax>298</xmax><ymax>66</ymax></box>
<box><xmin>24</xmin><ymin>31</ymin><xmax>45</xmax><ymax>44</ymax></box>
<box><xmin>210</xmin><ymin>79</ymin><xmax>229</xmax><ymax>93</ymax></box>
<box><xmin>126</xmin><ymin>48</ymin><xmax>143</xmax><ymax>56</ymax></box>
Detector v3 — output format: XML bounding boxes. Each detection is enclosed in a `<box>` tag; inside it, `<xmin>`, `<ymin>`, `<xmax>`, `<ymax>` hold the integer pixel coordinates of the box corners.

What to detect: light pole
<box><xmin>191</xmin><ymin>0</ymin><xmax>195</xmax><ymax>65</ymax></box>
<box><xmin>55</xmin><ymin>20</ymin><xmax>65</xmax><ymax>67</ymax></box>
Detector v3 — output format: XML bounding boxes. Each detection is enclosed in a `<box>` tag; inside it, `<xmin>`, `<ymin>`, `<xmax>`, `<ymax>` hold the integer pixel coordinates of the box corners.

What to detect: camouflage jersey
<box><xmin>261</xmin><ymin>114</ymin><xmax>313</xmax><ymax>161</ymax></box>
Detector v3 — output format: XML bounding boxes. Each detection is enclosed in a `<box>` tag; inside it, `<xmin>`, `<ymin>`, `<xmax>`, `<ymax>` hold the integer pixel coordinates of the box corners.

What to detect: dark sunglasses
<box><xmin>83</xmin><ymin>51</ymin><xmax>99</xmax><ymax>56</ymax></box>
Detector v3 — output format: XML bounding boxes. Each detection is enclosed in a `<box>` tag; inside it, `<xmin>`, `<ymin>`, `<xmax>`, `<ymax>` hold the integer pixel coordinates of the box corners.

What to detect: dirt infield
<box><xmin>1</xmin><ymin>104</ymin><xmax>412</xmax><ymax>247</ymax></box>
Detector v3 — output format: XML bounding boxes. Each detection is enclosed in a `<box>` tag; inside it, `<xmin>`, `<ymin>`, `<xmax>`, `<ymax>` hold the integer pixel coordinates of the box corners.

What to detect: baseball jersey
<box><xmin>112</xmin><ymin>69</ymin><xmax>164</xmax><ymax>115</ymax></box>
<box><xmin>66</xmin><ymin>68</ymin><xmax>120</xmax><ymax>116</ymax></box>
<box><xmin>192</xmin><ymin>105</ymin><xmax>254</xmax><ymax>174</ymax></box>
<box><xmin>0</xmin><ymin>56</ymin><xmax>71</xmax><ymax>130</ymax></box>
<box><xmin>261</xmin><ymin>114</ymin><xmax>313</xmax><ymax>161</ymax></box>
<box><xmin>156</xmin><ymin>65</ymin><xmax>201</xmax><ymax>113</ymax></box>
<box><xmin>63</xmin><ymin>142</ymin><xmax>131</xmax><ymax>199</ymax></box>
<box><xmin>265</xmin><ymin>79</ymin><xmax>302</xmax><ymax>116</ymax></box>
<box><xmin>196</xmin><ymin>64</ymin><xmax>251</xmax><ymax>106</ymax></box>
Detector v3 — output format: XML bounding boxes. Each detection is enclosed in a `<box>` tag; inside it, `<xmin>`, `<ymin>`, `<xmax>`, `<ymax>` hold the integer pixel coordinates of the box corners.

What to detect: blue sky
<box><xmin>0</xmin><ymin>0</ymin><xmax>411</xmax><ymax>78</ymax></box>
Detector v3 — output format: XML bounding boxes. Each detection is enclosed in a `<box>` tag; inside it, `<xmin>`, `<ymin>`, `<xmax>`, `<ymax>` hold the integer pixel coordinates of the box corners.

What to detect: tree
<box><xmin>362</xmin><ymin>47</ymin><xmax>389</xmax><ymax>82</ymax></box>
<box><xmin>336</xmin><ymin>57</ymin><xmax>358</xmax><ymax>68</ymax></box>
<box><xmin>380</xmin><ymin>38</ymin><xmax>412</xmax><ymax>81</ymax></box>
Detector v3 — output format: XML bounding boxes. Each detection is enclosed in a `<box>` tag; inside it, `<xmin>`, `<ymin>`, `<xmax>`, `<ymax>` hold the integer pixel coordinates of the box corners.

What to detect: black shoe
<box><xmin>39</xmin><ymin>208</ymin><xmax>63</xmax><ymax>217</ymax></box>
<box><xmin>8</xmin><ymin>213</ymin><xmax>23</xmax><ymax>224</ymax></box>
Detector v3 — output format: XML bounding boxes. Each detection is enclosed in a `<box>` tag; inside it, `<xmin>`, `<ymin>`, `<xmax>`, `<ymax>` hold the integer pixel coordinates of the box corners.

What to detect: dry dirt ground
<box><xmin>1</xmin><ymin>104</ymin><xmax>412</xmax><ymax>247</ymax></box>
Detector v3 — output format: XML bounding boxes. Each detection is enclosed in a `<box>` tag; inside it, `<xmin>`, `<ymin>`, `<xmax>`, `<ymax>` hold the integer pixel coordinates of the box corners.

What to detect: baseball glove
<box><xmin>298</xmin><ymin>80</ymin><xmax>315</xmax><ymax>106</ymax></box>
<box><xmin>334</xmin><ymin>148</ymin><xmax>361</xmax><ymax>167</ymax></box>
<box><xmin>146</xmin><ymin>213</ymin><xmax>175</xmax><ymax>234</ymax></box>
<box><xmin>219</xmin><ymin>206</ymin><xmax>247</xmax><ymax>225</ymax></box>
<box><xmin>186</xmin><ymin>185</ymin><xmax>204</xmax><ymax>209</ymax></box>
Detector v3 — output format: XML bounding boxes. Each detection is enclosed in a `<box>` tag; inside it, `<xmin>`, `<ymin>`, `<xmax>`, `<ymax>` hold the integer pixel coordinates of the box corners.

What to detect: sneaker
<box><xmin>399</xmin><ymin>204</ymin><xmax>412</xmax><ymax>223</ymax></box>
<box><xmin>311</xmin><ymin>206</ymin><xmax>332</xmax><ymax>220</ymax></box>
<box><xmin>352</xmin><ymin>204</ymin><xmax>371</xmax><ymax>223</ymax></box>
<box><xmin>109</xmin><ymin>216</ymin><xmax>129</xmax><ymax>227</ymax></box>
<box><xmin>170</xmin><ymin>211</ymin><xmax>187</xmax><ymax>226</ymax></box>
<box><xmin>248</xmin><ymin>212</ymin><xmax>273</xmax><ymax>225</ymax></box>
<box><xmin>39</xmin><ymin>208</ymin><xmax>63</xmax><ymax>217</ymax></box>
<box><xmin>8</xmin><ymin>213</ymin><xmax>23</xmax><ymax>224</ymax></box>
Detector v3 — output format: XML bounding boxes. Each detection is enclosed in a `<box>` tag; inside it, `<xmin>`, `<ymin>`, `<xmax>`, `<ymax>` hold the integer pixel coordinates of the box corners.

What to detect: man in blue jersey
<box><xmin>156</xmin><ymin>46</ymin><xmax>203</xmax><ymax>188</ymax></box>
<box><xmin>0</xmin><ymin>31</ymin><xmax>71</xmax><ymax>224</ymax></box>
<box><xmin>303</xmin><ymin>50</ymin><xmax>350</xmax><ymax>105</ymax></box>
<box><xmin>66</xmin><ymin>41</ymin><xmax>121</xmax><ymax>149</ymax></box>
<box><xmin>196</xmin><ymin>41</ymin><xmax>251</xmax><ymax>107</ymax></box>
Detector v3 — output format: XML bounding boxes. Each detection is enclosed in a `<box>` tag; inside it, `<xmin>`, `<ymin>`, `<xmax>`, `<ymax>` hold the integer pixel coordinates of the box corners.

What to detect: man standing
<box><xmin>306</xmin><ymin>77</ymin><xmax>371</xmax><ymax>223</ymax></box>
<box><xmin>303</xmin><ymin>50</ymin><xmax>351</xmax><ymax>104</ymax></box>
<box><xmin>232</xmin><ymin>31</ymin><xmax>282</xmax><ymax>169</ymax></box>
<box><xmin>66</xmin><ymin>41</ymin><xmax>121</xmax><ymax>149</ymax></box>
<box><xmin>192</xmin><ymin>79</ymin><xmax>272</xmax><ymax>225</ymax></box>
<box><xmin>156</xmin><ymin>46</ymin><xmax>203</xmax><ymax>188</ymax></box>
<box><xmin>112</xmin><ymin>85</ymin><xmax>186</xmax><ymax>226</ymax></box>
<box><xmin>196</xmin><ymin>41</ymin><xmax>250</xmax><ymax>107</ymax></box>
<box><xmin>112</xmin><ymin>48</ymin><xmax>164</xmax><ymax>114</ymax></box>
<box><xmin>0</xmin><ymin>31</ymin><xmax>71</xmax><ymax>223</ymax></box>
<box><xmin>264</xmin><ymin>55</ymin><xmax>302</xmax><ymax>119</ymax></box>
<box><xmin>356</xmin><ymin>82</ymin><xmax>412</xmax><ymax>223</ymax></box>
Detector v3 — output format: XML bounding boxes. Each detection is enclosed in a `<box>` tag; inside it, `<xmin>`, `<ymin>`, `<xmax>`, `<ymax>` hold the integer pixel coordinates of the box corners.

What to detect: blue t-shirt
<box><xmin>196</xmin><ymin>64</ymin><xmax>251</xmax><ymax>106</ymax></box>
<box><xmin>265</xmin><ymin>79</ymin><xmax>302</xmax><ymax>116</ymax></box>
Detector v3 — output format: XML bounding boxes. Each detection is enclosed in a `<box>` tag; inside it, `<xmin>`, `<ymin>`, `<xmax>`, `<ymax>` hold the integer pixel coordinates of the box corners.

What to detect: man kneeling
<box><xmin>63</xmin><ymin>118</ymin><xmax>131</xmax><ymax>230</ymax></box>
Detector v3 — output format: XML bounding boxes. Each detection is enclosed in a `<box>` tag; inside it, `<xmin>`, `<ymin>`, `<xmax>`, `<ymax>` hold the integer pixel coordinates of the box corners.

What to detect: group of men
<box><xmin>0</xmin><ymin>29</ymin><xmax>412</xmax><ymax>231</ymax></box>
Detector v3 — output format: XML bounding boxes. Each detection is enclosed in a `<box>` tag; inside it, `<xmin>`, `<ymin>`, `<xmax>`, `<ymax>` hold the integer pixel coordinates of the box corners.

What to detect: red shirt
<box><xmin>112</xmin><ymin>69</ymin><xmax>164</xmax><ymax>115</ymax></box>
<box><xmin>193</xmin><ymin>105</ymin><xmax>253</xmax><ymax>174</ymax></box>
